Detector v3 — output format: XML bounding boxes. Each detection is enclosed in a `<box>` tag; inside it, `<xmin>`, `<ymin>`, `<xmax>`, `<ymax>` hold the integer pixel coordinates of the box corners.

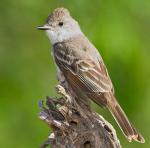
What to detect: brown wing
<box><xmin>53</xmin><ymin>42</ymin><xmax>114</xmax><ymax>105</ymax></box>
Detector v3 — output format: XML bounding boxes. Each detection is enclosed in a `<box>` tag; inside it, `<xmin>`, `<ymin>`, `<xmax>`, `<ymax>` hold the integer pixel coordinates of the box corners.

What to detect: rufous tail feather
<box><xmin>107</xmin><ymin>98</ymin><xmax>145</xmax><ymax>143</ymax></box>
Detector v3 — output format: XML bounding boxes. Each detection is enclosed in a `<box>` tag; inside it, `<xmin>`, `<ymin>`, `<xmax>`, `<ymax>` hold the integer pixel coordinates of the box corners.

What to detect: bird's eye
<box><xmin>58</xmin><ymin>22</ymin><xmax>63</xmax><ymax>27</ymax></box>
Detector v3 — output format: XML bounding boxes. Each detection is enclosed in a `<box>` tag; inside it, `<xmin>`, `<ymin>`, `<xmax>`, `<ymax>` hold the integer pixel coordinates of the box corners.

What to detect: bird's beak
<box><xmin>37</xmin><ymin>25</ymin><xmax>51</xmax><ymax>30</ymax></box>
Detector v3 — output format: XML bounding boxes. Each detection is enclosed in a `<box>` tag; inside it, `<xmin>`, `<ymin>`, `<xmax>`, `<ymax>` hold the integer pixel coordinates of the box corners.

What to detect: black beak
<box><xmin>37</xmin><ymin>25</ymin><xmax>51</xmax><ymax>30</ymax></box>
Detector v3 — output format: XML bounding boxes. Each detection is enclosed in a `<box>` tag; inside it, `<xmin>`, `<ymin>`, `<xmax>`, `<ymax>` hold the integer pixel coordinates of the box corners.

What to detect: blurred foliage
<box><xmin>0</xmin><ymin>0</ymin><xmax>150</xmax><ymax>147</ymax></box>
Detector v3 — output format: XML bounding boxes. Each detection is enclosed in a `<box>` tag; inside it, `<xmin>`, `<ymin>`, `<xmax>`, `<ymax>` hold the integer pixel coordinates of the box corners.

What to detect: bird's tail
<box><xmin>107</xmin><ymin>97</ymin><xmax>145</xmax><ymax>143</ymax></box>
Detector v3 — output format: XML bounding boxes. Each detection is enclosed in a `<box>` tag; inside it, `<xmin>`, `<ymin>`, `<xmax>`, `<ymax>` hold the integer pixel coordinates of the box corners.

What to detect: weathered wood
<box><xmin>39</xmin><ymin>85</ymin><xmax>121</xmax><ymax>148</ymax></box>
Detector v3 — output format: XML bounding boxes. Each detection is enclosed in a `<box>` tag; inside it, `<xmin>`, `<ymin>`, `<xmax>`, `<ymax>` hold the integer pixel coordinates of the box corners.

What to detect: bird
<box><xmin>37</xmin><ymin>7</ymin><xmax>145</xmax><ymax>143</ymax></box>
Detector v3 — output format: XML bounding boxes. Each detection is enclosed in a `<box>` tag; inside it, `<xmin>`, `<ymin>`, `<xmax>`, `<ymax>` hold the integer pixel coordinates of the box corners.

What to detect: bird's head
<box><xmin>37</xmin><ymin>8</ymin><xmax>82</xmax><ymax>44</ymax></box>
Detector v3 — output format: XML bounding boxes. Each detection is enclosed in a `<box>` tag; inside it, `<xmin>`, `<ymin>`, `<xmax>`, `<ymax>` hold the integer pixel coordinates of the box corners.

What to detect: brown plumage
<box><xmin>38</xmin><ymin>7</ymin><xmax>145</xmax><ymax>143</ymax></box>
<box><xmin>53</xmin><ymin>35</ymin><xmax>145</xmax><ymax>143</ymax></box>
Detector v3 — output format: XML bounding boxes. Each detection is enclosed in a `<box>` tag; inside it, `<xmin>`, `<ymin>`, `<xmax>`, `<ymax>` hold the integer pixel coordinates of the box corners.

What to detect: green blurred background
<box><xmin>0</xmin><ymin>0</ymin><xmax>150</xmax><ymax>147</ymax></box>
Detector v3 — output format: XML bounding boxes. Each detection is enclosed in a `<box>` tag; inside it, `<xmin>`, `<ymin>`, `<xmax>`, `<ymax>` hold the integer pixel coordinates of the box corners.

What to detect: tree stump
<box><xmin>39</xmin><ymin>85</ymin><xmax>121</xmax><ymax>148</ymax></box>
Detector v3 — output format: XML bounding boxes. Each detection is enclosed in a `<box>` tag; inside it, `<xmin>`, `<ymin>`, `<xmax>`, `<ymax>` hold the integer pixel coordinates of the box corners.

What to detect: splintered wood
<box><xmin>39</xmin><ymin>85</ymin><xmax>121</xmax><ymax>148</ymax></box>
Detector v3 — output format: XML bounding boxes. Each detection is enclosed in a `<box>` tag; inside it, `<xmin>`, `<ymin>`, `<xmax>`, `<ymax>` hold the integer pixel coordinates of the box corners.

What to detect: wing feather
<box><xmin>53</xmin><ymin>42</ymin><xmax>113</xmax><ymax>94</ymax></box>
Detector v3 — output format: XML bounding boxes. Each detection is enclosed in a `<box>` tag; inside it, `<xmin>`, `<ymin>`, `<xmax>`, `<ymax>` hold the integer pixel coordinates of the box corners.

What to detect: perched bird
<box><xmin>37</xmin><ymin>7</ymin><xmax>145</xmax><ymax>143</ymax></box>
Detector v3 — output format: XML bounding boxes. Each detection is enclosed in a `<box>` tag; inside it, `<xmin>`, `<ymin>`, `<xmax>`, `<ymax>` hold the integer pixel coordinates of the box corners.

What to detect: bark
<box><xmin>39</xmin><ymin>85</ymin><xmax>121</xmax><ymax>148</ymax></box>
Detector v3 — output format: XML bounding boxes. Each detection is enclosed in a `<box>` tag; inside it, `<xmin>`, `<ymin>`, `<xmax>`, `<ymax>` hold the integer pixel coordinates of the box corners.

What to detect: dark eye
<box><xmin>58</xmin><ymin>22</ymin><xmax>63</xmax><ymax>27</ymax></box>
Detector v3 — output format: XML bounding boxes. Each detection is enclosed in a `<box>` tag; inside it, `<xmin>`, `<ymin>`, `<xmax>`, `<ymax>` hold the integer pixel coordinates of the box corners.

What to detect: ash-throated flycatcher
<box><xmin>37</xmin><ymin>7</ymin><xmax>145</xmax><ymax>143</ymax></box>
